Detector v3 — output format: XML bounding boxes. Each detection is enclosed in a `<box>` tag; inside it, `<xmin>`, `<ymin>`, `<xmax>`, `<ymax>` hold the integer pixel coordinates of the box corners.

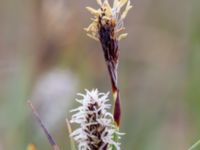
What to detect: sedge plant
<box><xmin>28</xmin><ymin>0</ymin><xmax>132</xmax><ymax>150</ymax></box>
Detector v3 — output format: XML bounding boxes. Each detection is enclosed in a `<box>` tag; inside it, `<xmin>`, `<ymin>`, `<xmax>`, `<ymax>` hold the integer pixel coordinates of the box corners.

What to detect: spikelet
<box><xmin>85</xmin><ymin>0</ymin><xmax>132</xmax><ymax>41</ymax></box>
<box><xmin>70</xmin><ymin>89</ymin><xmax>124</xmax><ymax>150</ymax></box>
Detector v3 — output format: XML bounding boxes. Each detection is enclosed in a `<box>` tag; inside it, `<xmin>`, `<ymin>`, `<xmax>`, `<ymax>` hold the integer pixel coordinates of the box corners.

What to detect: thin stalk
<box><xmin>107</xmin><ymin>62</ymin><xmax>121</xmax><ymax>127</ymax></box>
<box><xmin>27</xmin><ymin>101</ymin><xmax>60</xmax><ymax>150</ymax></box>
<box><xmin>66</xmin><ymin>119</ymin><xmax>76</xmax><ymax>150</ymax></box>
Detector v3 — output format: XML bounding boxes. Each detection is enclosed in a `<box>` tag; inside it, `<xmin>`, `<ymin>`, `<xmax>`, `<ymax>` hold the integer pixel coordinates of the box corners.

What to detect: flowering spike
<box><xmin>85</xmin><ymin>0</ymin><xmax>132</xmax><ymax>41</ymax></box>
<box><xmin>85</xmin><ymin>0</ymin><xmax>132</xmax><ymax>128</ymax></box>
<box><xmin>70</xmin><ymin>90</ymin><xmax>123</xmax><ymax>150</ymax></box>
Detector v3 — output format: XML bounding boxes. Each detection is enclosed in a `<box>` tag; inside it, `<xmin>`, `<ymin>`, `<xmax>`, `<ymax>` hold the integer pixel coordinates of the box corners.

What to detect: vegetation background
<box><xmin>0</xmin><ymin>0</ymin><xmax>199</xmax><ymax>149</ymax></box>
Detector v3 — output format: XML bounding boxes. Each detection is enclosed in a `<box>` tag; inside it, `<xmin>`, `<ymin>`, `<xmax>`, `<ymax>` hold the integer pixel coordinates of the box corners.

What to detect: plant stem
<box><xmin>28</xmin><ymin>101</ymin><xmax>60</xmax><ymax>150</ymax></box>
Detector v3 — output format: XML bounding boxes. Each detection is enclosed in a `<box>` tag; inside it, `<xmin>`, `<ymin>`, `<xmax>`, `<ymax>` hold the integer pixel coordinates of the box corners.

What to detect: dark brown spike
<box><xmin>27</xmin><ymin>101</ymin><xmax>60</xmax><ymax>150</ymax></box>
<box><xmin>98</xmin><ymin>16</ymin><xmax>121</xmax><ymax>127</ymax></box>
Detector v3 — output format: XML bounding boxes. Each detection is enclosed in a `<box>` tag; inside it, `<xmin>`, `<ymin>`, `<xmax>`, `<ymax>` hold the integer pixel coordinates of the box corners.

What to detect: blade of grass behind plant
<box><xmin>66</xmin><ymin>119</ymin><xmax>76</xmax><ymax>150</ymax></box>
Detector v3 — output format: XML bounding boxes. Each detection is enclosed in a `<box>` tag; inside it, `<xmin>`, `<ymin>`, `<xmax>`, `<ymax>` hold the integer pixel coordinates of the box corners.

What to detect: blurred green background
<box><xmin>0</xmin><ymin>0</ymin><xmax>199</xmax><ymax>149</ymax></box>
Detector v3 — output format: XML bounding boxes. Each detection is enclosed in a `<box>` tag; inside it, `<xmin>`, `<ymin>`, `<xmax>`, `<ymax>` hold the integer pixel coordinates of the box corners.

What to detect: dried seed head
<box><xmin>70</xmin><ymin>89</ymin><xmax>123</xmax><ymax>150</ymax></box>
<box><xmin>85</xmin><ymin>0</ymin><xmax>132</xmax><ymax>41</ymax></box>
